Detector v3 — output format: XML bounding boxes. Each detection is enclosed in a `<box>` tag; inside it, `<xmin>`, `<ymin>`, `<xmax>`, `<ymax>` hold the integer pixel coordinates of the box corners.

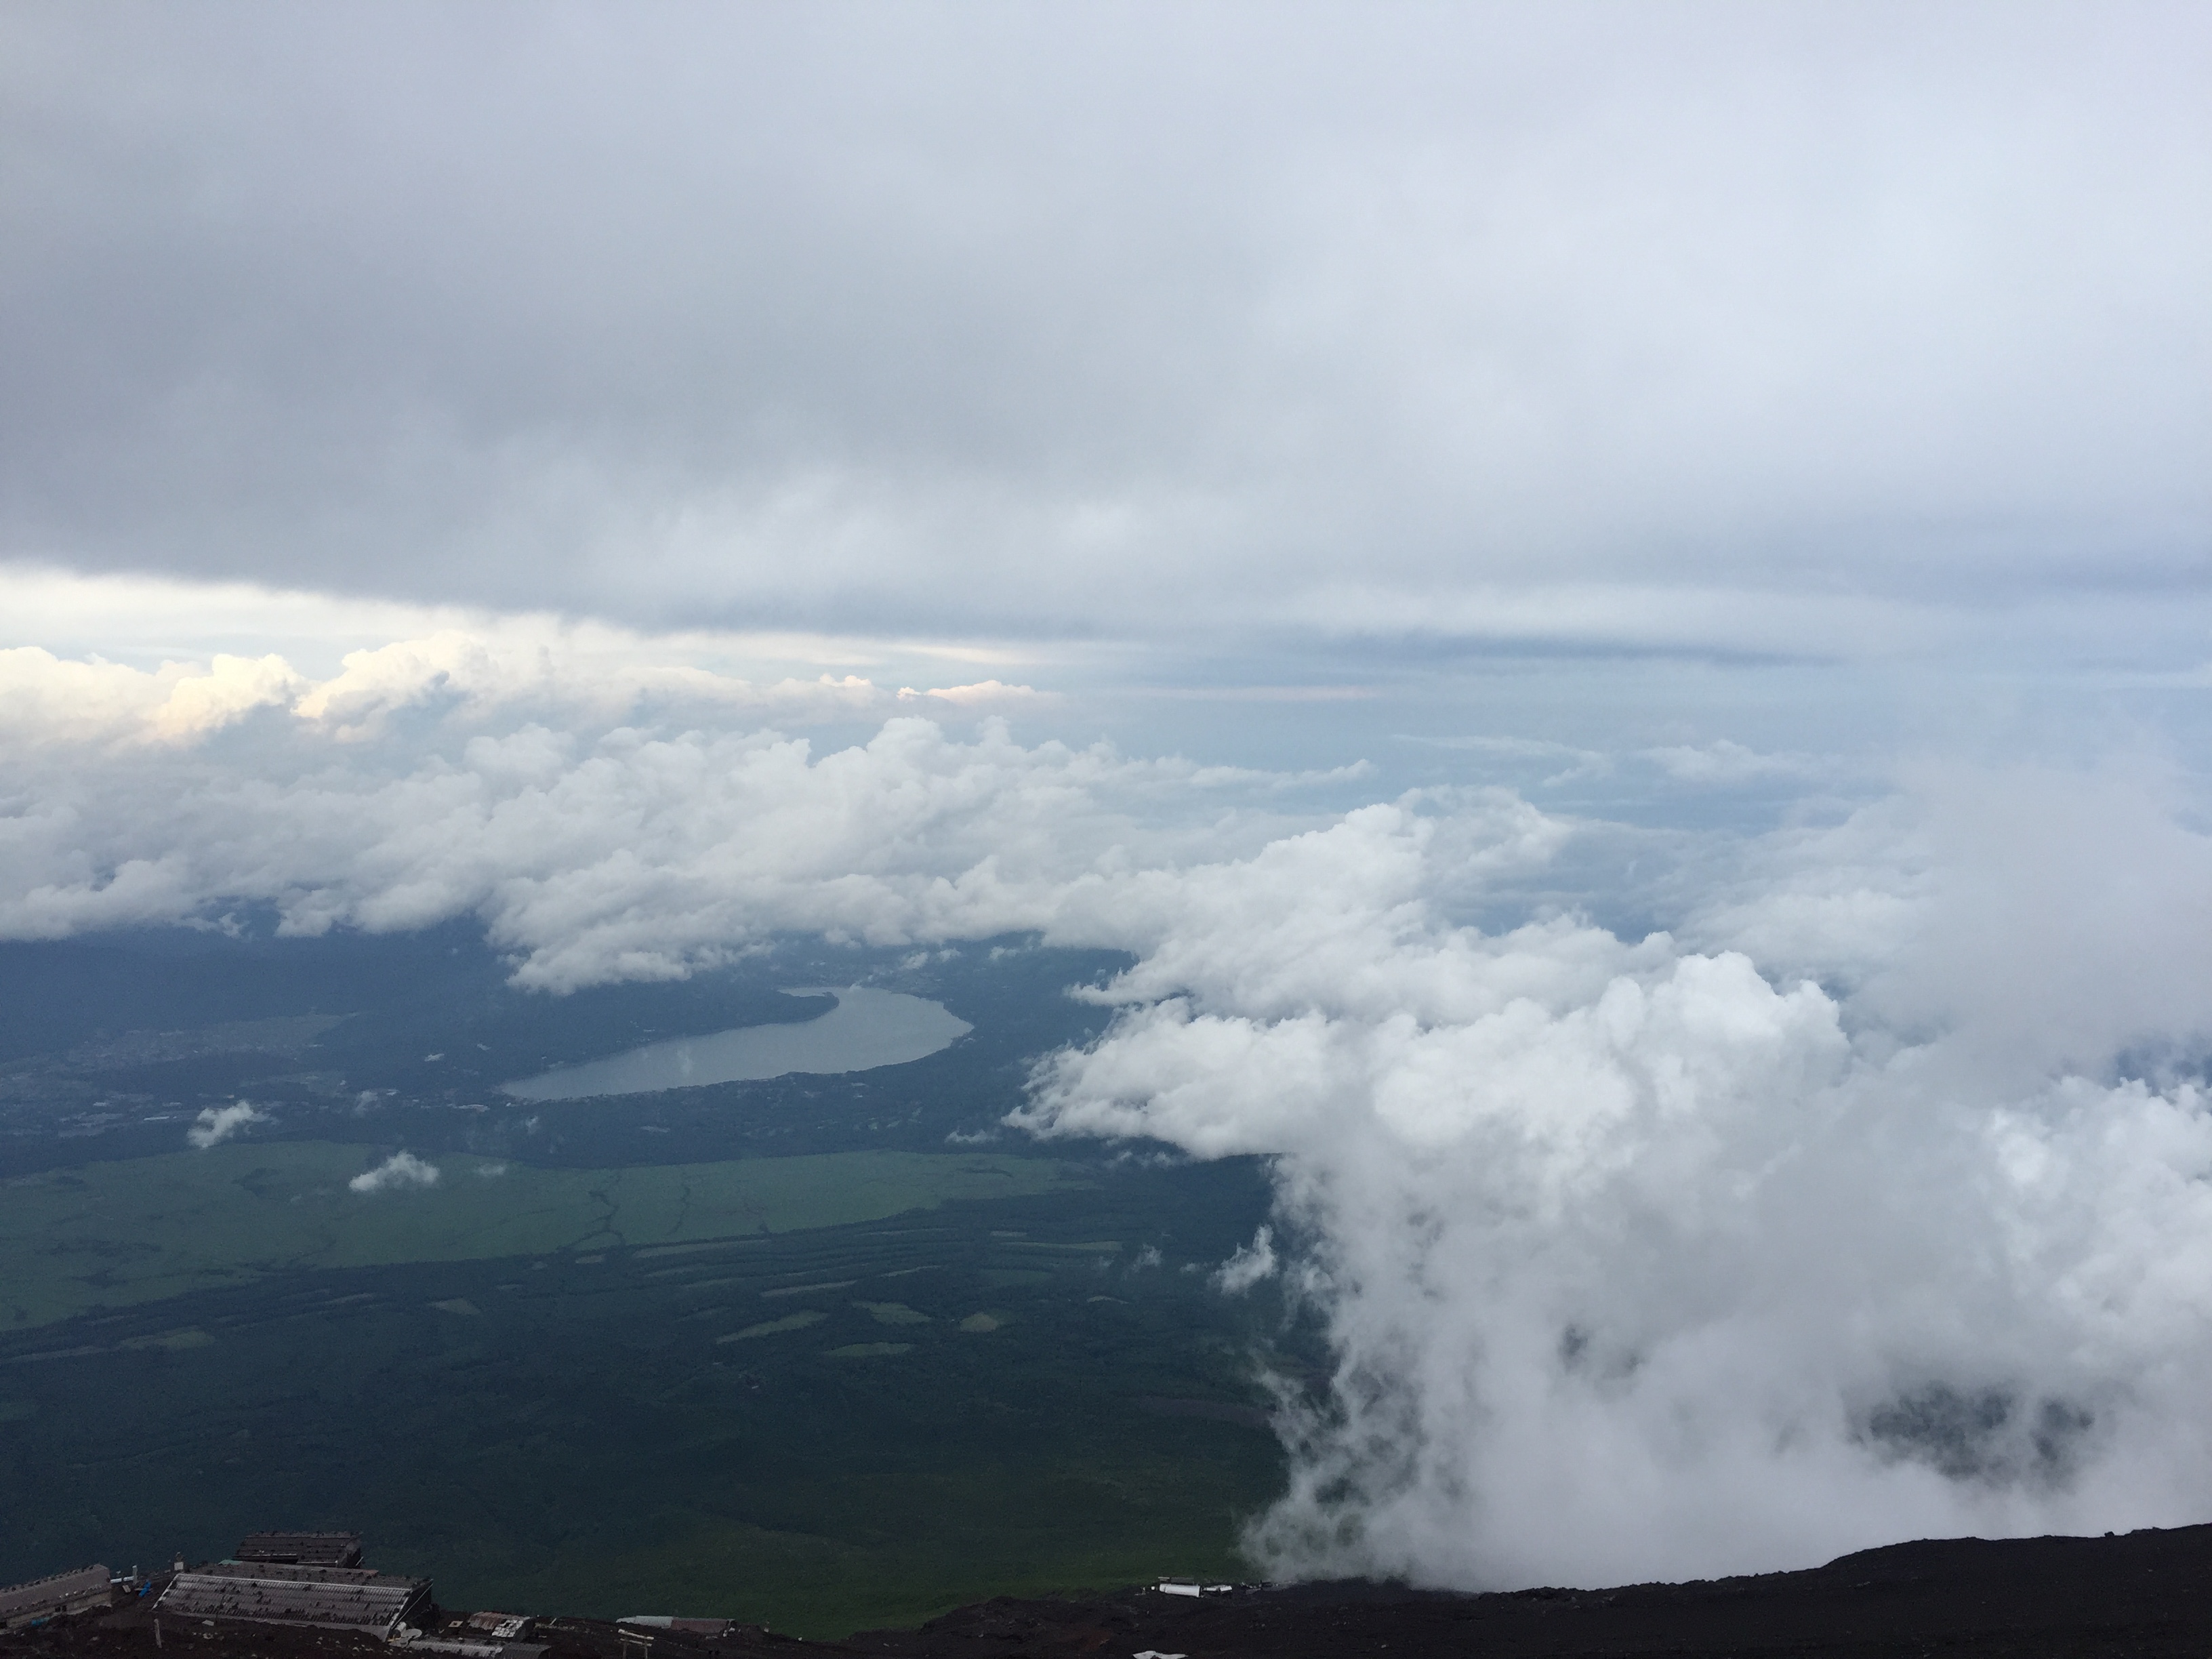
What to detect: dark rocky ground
<box><xmin>9</xmin><ymin>1524</ymin><xmax>2211</xmax><ymax>1659</ymax></box>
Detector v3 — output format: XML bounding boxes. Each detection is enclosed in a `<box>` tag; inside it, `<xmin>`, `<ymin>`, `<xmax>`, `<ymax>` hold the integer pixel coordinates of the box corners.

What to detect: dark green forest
<box><xmin>0</xmin><ymin>926</ymin><xmax>1303</xmax><ymax>1635</ymax></box>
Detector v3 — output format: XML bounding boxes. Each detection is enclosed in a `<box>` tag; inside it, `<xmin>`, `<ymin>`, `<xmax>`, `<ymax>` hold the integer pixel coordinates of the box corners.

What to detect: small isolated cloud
<box><xmin>472</xmin><ymin>1162</ymin><xmax>509</xmax><ymax>1179</ymax></box>
<box><xmin>1213</xmin><ymin>1226</ymin><xmax>1277</xmax><ymax>1293</ymax></box>
<box><xmin>187</xmin><ymin>1101</ymin><xmax>266</xmax><ymax>1149</ymax></box>
<box><xmin>348</xmin><ymin>1151</ymin><xmax>441</xmax><ymax>1193</ymax></box>
<box><xmin>897</xmin><ymin>679</ymin><xmax>1042</xmax><ymax>708</ymax></box>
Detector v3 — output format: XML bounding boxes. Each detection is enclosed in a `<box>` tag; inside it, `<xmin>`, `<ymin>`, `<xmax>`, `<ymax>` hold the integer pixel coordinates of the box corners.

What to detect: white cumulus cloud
<box><xmin>1017</xmin><ymin>779</ymin><xmax>2212</xmax><ymax>1588</ymax></box>
<box><xmin>186</xmin><ymin>1101</ymin><xmax>266</xmax><ymax>1149</ymax></box>
<box><xmin>0</xmin><ymin>638</ymin><xmax>1340</xmax><ymax>982</ymax></box>
<box><xmin>348</xmin><ymin>1151</ymin><xmax>441</xmax><ymax>1194</ymax></box>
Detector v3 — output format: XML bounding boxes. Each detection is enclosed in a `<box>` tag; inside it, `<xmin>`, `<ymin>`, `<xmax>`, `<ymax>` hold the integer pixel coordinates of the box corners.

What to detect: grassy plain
<box><xmin>0</xmin><ymin>1143</ymin><xmax>1085</xmax><ymax>1328</ymax></box>
<box><xmin>0</xmin><ymin>929</ymin><xmax>1291</xmax><ymax>1635</ymax></box>
<box><xmin>0</xmin><ymin>1157</ymin><xmax>1290</xmax><ymax>1637</ymax></box>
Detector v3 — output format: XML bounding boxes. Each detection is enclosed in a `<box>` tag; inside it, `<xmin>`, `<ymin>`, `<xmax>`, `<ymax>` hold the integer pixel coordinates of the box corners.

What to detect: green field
<box><xmin>0</xmin><ymin>1153</ymin><xmax>1291</xmax><ymax>1636</ymax></box>
<box><xmin>0</xmin><ymin>1143</ymin><xmax>1087</xmax><ymax>1328</ymax></box>
<box><xmin>0</xmin><ymin>932</ymin><xmax>1295</xmax><ymax>1636</ymax></box>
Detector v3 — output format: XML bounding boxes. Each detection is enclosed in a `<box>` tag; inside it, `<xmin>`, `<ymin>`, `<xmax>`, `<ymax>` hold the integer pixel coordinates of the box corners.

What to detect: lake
<box><xmin>501</xmin><ymin>987</ymin><xmax>972</xmax><ymax>1101</ymax></box>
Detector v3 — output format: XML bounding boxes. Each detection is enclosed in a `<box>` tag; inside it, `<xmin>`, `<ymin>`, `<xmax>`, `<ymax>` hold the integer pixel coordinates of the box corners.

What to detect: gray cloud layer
<box><xmin>5</xmin><ymin>2</ymin><xmax>2206</xmax><ymax>663</ymax></box>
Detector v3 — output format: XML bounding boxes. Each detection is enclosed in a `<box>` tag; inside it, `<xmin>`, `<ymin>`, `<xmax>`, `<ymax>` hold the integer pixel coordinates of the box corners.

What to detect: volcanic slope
<box><xmin>9</xmin><ymin>1525</ymin><xmax>2212</xmax><ymax>1659</ymax></box>
<box><xmin>841</xmin><ymin>1525</ymin><xmax>2212</xmax><ymax>1658</ymax></box>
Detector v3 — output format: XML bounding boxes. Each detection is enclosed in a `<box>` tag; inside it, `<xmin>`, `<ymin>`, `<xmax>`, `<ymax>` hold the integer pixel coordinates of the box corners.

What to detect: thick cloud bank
<box><xmin>7</xmin><ymin>629</ymin><xmax>2212</xmax><ymax>1587</ymax></box>
<box><xmin>1019</xmin><ymin>803</ymin><xmax>2212</xmax><ymax>1585</ymax></box>
<box><xmin>0</xmin><ymin>631</ymin><xmax>1170</xmax><ymax>989</ymax></box>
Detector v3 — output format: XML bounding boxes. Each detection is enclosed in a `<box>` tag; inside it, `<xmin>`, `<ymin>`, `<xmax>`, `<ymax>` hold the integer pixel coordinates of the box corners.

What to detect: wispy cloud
<box><xmin>1641</xmin><ymin>739</ymin><xmax>1818</xmax><ymax>784</ymax></box>
<box><xmin>895</xmin><ymin>680</ymin><xmax>1045</xmax><ymax>708</ymax></box>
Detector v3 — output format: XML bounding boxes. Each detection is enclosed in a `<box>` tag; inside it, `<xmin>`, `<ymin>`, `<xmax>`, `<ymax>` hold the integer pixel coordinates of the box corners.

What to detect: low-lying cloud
<box><xmin>348</xmin><ymin>1151</ymin><xmax>441</xmax><ymax>1194</ymax></box>
<box><xmin>0</xmin><ymin>617</ymin><xmax>1040</xmax><ymax>751</ymax></box>
<box><xmin>7</xmin><ymin>622</ymin><xmax>2212</xmax><ymax>1589</ymax></box>
<box><xmin>186</xmin><ymin>1101</ymin><xmax>266</xmax><ymax>1149</ymax></box>
<box><xmin>1017</xmin><ymin>793</ymin><xmax>2212</xmax><ymax>1586</ymax></box>
<box><xmin>0</xmin><ymin>634</ymin><xmax>1336</xmax><ymax>988</ymax></box>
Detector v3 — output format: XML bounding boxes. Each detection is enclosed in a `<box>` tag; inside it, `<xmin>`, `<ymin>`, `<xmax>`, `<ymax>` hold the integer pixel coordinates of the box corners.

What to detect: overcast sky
<box><xmin>8</xmin><ymin>1</ymin><xmax>2212</xmax><ymax>1590</ymax></box>
<box><xmin>5</xmin><ymin>1</ymin><xmax>2207</xmax><ymax>693</ymax></box>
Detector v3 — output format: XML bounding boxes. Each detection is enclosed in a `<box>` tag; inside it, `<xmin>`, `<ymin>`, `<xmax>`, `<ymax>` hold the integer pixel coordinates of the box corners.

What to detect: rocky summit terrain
<box><xmin>844</xmin><ymin>1525</ymin><xmax>2212</xmax><ymax>1658</ymax></box>
<box><xmin>8</xmin><ymin>1524</ymin><xmax>2212</xmax><ymax>1659</ymax></box>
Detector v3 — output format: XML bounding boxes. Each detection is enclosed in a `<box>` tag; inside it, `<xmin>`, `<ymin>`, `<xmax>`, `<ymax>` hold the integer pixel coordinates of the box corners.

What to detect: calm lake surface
<box><xmin>501</xmin><ymin>987</ymin><xmax>972</xmax><ymax>1101</ymax></box>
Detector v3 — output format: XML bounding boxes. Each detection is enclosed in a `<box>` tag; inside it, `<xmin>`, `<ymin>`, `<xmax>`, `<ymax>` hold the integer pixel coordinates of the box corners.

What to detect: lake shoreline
<box><xmin>502</xmin><ymin>988</ymin><xmax>974</xmax><ymax>1102</ymax></box>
